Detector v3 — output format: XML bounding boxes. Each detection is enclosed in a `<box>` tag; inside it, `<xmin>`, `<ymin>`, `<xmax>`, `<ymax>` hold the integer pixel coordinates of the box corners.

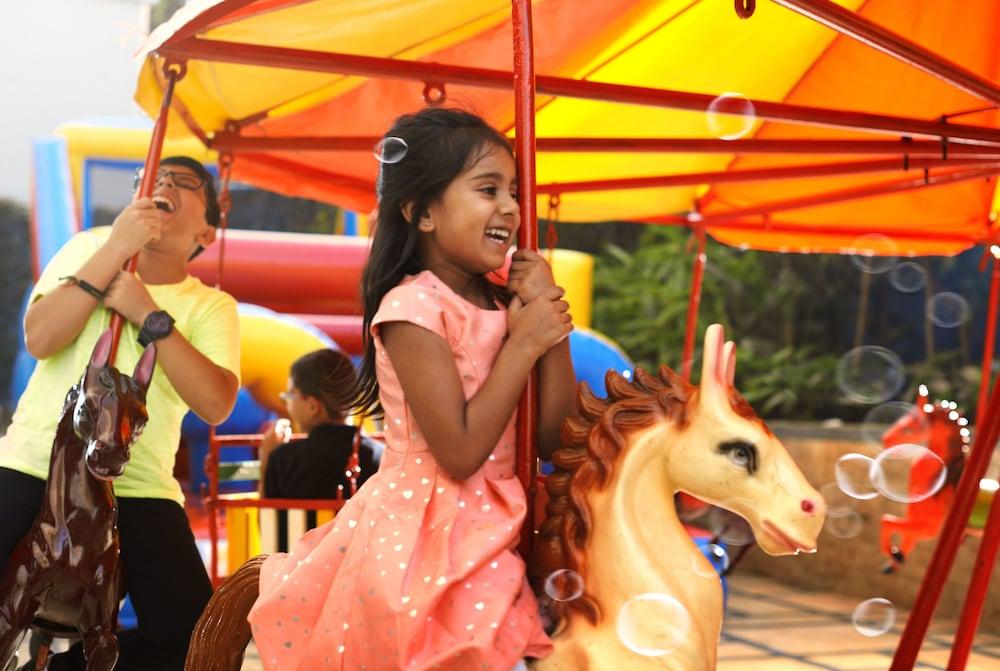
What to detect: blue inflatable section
<box><xmin>568</xmin><ymin>328</ymin><xmax>633</xmax><ymax>398</ymax></box>
<box><xmin>33</xmin><ymin>137</ymin><xmax>77</xmax><ymax>272</ymax></box>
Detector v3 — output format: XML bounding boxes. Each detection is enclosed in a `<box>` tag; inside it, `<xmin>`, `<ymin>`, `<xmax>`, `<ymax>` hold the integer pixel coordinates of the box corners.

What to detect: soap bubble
<box><xmin>616</xmin><ymin>593</ymin><xmax>690</xmax><ymax>656</ymax></box>
<box><xmin>852</xmin><ymin>598</ymin><xmax>896</xmax><ymax>636</ymax></box>
<box><xmin>861</xmin><ymin>402</ymin><xmax>926</xmax><ymax>447</ymax></box>
<box><xmin>543</xmin><ymin>569</ymin><xmax>585</xmax><ymax>602</ymax></box>
<box><xmin>707</xmin><ymin>504</ymin><xmax>755</xmax><ymax>546</ymax></box>
<box><xmin>835</xmin><ymin>454</ymin><xmax>880</xmax><ymax>500</ymax></box>
<box><xmin>870</xmin><ymin>444</ymin><xmax>947</xmax><ymax>503</ymax></box>
<box><xmin>889</xmin><ymin>262</ymin><xmax>927</xmax><ymax>293</ymax></box>
<box><xmin>836</xmin><ymin>346</ymin><xmax>905</xmax><ymax>404</ymax></box>
<box><xmin>927</xmin><ymin>292</ymin><xmax>970</xmax><ymax>328</ymax></box>
<box><xmin>373</xmin><ymin>136</ymin><xmax>408</xmax><ymax>164</ymax></box>
<box><xmin>706</xmin><ymin>93</ymin><xmax>756</xmax><ymax>141</ymax></box>
<box><xmin>826</xmin><ymin>508</ymin><xmax>863</xmax><ymax>539</ymax></box>
<box><xmin>848</xmin><ymin>234</ymin><xmax>898</xmax><ymax>274</ymax></box>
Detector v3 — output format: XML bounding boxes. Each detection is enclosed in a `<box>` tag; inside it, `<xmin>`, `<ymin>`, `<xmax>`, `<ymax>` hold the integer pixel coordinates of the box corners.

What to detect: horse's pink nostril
<box><xmin>801</xmin><ymin>500</ymin><xmax>815</xmax><ymax>514</ymax></box>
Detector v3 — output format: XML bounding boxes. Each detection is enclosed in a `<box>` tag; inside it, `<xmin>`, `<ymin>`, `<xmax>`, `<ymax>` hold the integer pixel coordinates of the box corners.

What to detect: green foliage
<box><xmin>592</xmin><ymin>226</ymin><xmax>861</xmax><ymax>420</ymax></box>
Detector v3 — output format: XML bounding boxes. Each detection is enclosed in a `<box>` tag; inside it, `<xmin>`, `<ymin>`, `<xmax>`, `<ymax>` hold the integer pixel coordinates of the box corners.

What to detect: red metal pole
<box><xmin>977</xmin><ymin>257</ymin><xmax>1000</xmax><ymax>426</ymax></box>
<box><xmin>948</xmin><ymin>480</ymin><xmax>1000</xmax><ymax>669</ymax></box>
<box><xmin>160</xmin><ymin>38</ymin><xmax>1000</xmax><ymax>145</ymax></box>
<box><xmin>681</xmin><ymin>231</ymin><xmax>707</xmax><ymax>381</ymax></box>
<box><xmin>511</xmin><ymin>0</ymin><xmax>538</xmax><ymax>561</ymax></box>
<box><xmin>108</xmin><ymin>65</ymin><xmax>181</xmax><ymax>363</ymax></box>
<box><xmin>207</xmin><ymin>432</ymin><xmax>222</xmax><ymax>586</ymax></box>
<box><xmin>536</xmin><ymin>157</ymin><xmax>995</xmax><ymax>194</ymax></box>
<box><xmin>890</xmin><ymin>375</ymin><xmax>1000</xmax><ymax>670</ymax></box>
<box><xmin>770</xmin><ymin>0</ymin><xmax>1000</xmax><ymax>106</ymax></box>
<box><xmin>210</xmin><ymin>133</ymin><xmax>1000</xmax><ymax>157</ymax></box>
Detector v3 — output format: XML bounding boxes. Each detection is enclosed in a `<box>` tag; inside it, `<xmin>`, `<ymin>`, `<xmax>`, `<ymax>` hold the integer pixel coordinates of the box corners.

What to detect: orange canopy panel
<box><xmin>135</xmin><ymin>0</ymin><xmax>1000</xmax><ymax>255</ymax></box>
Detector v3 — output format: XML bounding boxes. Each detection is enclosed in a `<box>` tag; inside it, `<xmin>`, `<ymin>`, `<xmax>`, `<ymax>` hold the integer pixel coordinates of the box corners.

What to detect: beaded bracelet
<box><xmin>58</xmin><ymin>275</ymin><xmax>107</xmax><ymax>301</ymax></box>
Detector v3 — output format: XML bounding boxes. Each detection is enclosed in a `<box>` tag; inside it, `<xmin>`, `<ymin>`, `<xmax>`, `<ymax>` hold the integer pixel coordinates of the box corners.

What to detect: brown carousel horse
<box><xmin>0</xmin><ymin>330</ymin><xmax>156</xmax><ymax>671</ymax></box>
<box><xmin>183</xmin><ymin>325</ymin><xmax>824</xmax><ymax>670</ymax></box>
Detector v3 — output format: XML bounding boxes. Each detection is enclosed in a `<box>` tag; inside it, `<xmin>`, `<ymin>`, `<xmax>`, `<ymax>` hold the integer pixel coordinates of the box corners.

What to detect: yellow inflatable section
<box><xmin>238</xmin><ymin>306</ymin><xmax>337</xmax><ymax>415</ymax></box>
<box><xmin>547</xmin><ymin>248</ymin><xmax>594</xmax><ymax>329</ymax></box>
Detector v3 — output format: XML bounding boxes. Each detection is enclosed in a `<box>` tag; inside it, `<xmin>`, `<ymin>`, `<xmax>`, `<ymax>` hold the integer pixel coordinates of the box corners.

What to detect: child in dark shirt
<box><xmin>258</xmin><ymin>349</ymin><xmax>382</xmax><ymax>500</ymax></box>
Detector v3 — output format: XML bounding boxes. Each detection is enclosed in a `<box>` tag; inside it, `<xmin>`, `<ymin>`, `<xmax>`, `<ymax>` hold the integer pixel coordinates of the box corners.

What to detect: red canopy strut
<box><xmin>511</xmin><ymin>0</ymin><xmax>539</xmax><ymax>561</ymax></box>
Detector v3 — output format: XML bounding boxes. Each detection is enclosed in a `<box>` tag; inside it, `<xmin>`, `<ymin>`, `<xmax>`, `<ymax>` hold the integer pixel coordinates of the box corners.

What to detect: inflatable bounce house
<box><xmin>11</xmin><ymin>118</ymin><xmax>634</xmax><ymax>494</ymax></box>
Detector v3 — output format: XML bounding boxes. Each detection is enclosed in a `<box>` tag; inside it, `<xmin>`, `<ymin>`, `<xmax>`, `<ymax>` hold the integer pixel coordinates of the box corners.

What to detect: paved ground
<box><xmin>14</xmin><ymin>572</ymin><xmax>996</xmax><ymax>669</ymax></box>
<box><xmin>718</xmin><ymin>574</ymin><xmax>998</xmax><ymax>670</ymax></box>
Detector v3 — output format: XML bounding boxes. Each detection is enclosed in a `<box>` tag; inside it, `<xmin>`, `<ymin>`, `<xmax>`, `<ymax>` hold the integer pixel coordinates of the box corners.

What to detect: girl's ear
<box><xmin>401</xmin><ymin>201</ymin><xmax>416</xmax><ymax>224</ymax></box>
<box><xmin>402</xmin><ymin>201</ymin><xmax>434</xmax><ymax>231</ymax></box>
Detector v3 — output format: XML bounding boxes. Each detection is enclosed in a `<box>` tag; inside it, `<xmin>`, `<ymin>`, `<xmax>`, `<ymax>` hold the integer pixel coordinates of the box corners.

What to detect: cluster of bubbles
<box><xmin>542</xmin><ymin>570</ymin><xmax>692</xmax><ymax>656</ymax></box>
<box><xmin>834</xmin><ymin>446</ymin><xmax>947</xmax><ymax>504</ymax></box>
<box><xmin>845</xmin><ymin>234</ymin><xmax>971</xmax><ymax>331</ymax></box>
<box><xmin>825</xmin><ymin>370</ymin><xmax>951</xmax><ymax>637</ymax></box>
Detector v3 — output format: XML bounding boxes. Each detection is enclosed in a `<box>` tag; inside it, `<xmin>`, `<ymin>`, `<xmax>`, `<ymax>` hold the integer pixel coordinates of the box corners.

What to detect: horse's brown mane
<box><xmin>531</xmin><ymin>364</ymin><xmax>759</xmax><ymax>626</ymax></box>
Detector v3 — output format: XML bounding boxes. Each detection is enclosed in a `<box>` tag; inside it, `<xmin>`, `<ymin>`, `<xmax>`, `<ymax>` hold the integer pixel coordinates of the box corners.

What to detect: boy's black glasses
<box><xmin>132</xmin><ymin>168</ymin><xmax>207</xmax><ymax>193</ymax></box>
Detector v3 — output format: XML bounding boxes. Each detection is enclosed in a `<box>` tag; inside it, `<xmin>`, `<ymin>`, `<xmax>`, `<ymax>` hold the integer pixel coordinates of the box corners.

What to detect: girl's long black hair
<box><xmin>351</xmin><ymin>107</ymin><xmax>513</xmax><ymax>417</ymax></box>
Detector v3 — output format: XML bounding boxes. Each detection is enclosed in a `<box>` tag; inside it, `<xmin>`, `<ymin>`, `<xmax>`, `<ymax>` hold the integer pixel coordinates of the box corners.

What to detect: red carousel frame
<box><xmin>121</xmin><ymin>2</ymin><xmax>1000</xmax><ymax>668</ymax></box>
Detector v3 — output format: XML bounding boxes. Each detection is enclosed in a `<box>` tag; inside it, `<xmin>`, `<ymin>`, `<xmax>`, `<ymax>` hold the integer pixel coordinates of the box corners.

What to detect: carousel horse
<box><xmin>529</xmin><ymin>324</ymin><xmax>824</xmax><ymax>670</ymax></box>
<box><xmin>182</xmin><ymin>325</ymin><xmax>824</xmax><ymax>671</ymax></box>
<box><xmin>0</xmin><ymin>330</ymin><xmax>156</xmax><ymax>671</ymax></box>
<box><xmin>878</xmin><ymin>386</ymin><xmax>969</xmax><ymax>573</ymax></box>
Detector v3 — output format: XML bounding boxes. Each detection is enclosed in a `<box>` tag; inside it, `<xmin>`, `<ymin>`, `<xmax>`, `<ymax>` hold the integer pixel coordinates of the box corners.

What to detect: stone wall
<box><xmin>732</xmin><ymin>422</ymin><xmax>1000</xmax><ymax>629</ymax></box>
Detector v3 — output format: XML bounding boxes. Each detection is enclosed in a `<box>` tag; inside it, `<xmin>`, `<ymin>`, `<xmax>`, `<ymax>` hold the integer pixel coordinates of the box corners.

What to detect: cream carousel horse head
<box><xmin>532</xmin><ymin>324</ymin><xmax>825</xmax><ymax>671</ymax></box>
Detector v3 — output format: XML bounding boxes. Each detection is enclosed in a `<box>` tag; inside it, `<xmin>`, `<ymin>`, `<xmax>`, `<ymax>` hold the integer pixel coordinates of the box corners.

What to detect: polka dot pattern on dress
<box><xmin>247</xmin><ymin>271</ymin><xmax>550</xmax><ymax>670</ymax></box>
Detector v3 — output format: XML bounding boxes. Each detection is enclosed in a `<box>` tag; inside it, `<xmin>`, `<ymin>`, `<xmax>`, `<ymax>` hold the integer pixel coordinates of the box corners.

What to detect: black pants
<box><xmin>0</xmin><ymin>468</ymin><xmax>212</xmax><ymax>670</ymax></box>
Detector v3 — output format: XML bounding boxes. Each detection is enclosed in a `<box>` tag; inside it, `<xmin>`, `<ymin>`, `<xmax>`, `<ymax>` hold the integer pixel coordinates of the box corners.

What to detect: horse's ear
<box><xmin>699</xmin><ymin>324</ymin><xmax>726</xmax><ymax>393</ymax></box>
<box><xmin>723</xmin><ymin>340</ymin><xmax>737</xmax><ymax>386</ymax></box>
<box><xmin>133</xmin><ymin>344</ymin><xmax>157</xmax><ymax>392</ymax></box>
<box><xmin>89</xmin><ymin>329</ymin><xmax>113</xmax><ymax>368</ymax></box>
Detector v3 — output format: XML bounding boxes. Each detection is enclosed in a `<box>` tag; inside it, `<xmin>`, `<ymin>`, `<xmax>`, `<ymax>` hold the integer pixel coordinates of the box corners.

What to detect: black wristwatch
<box><xmin>138</xmin><ymin>310</ymin><xmax>175</xmax><ymax>347</ymax></box>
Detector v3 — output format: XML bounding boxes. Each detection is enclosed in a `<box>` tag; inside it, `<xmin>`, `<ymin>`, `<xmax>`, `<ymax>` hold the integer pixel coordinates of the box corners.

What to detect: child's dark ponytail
<box><xmin>351</xmin><ymin>108</ymin><xmax>513</xmax><ymax>417</ymax></box>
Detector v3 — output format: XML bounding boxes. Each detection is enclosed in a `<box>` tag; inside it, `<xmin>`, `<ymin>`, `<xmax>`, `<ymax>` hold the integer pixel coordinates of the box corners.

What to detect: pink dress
<box><xmin>249</xmin><ymin>271</ymin><xmax>552</xmax><ymax>670</ymax></box>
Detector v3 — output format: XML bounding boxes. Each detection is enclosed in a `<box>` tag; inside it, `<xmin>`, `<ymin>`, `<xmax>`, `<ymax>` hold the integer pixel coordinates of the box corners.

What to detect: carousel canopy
<box><xmin>135</xmin><ymin>0</ymin><xmax>1000</xmax><ymax>255</ymax></box>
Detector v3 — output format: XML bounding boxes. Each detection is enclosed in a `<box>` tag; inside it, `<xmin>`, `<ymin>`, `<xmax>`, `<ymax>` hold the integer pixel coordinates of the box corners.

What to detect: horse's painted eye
<box><xmin>718</xmin><ymin>440</ymin><xmax>758</xmax><ymax>474</ymax></box>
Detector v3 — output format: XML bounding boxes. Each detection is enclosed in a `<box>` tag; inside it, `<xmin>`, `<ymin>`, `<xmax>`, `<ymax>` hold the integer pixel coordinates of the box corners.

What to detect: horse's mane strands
<box><xmin>532</xmin><ymin>367</ymin><xmax>694</xmax><ymax>627</ymax></box>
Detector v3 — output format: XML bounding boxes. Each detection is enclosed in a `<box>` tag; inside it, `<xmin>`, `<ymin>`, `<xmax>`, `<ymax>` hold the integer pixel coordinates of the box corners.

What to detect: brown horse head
<box><xmin>73</xmin><ymin>329</ymin><xmax>156</xmax><ymax>481</ymax></box>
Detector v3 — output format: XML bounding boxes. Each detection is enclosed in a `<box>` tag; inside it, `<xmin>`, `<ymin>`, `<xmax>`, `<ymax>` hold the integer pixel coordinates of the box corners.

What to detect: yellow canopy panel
<box><xmin>135</xmin><ymin>0</ymin><xmax>1000</xmax><ymax>255</ymax></box>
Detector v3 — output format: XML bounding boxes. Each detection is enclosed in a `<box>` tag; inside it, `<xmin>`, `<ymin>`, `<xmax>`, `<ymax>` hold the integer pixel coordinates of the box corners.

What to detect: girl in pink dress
<box><xmin>248</xmin><ymin>107</ymin><xmax>577</xmax><ymax>671</ymax></box>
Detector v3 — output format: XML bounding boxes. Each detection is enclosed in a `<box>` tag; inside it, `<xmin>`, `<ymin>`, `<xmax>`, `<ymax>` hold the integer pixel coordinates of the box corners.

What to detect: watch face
<box><xmin>146</xmin><ymin>311</ymin><xmax>173</xmax><ymax>337</ymax></box>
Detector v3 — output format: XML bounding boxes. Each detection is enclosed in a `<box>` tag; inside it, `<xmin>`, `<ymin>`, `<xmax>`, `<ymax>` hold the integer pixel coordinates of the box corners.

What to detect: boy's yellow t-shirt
<box><xmin>0</xmin><ymin>228</ymin><xmax>241</xmax><ymax>505</ymax></box>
